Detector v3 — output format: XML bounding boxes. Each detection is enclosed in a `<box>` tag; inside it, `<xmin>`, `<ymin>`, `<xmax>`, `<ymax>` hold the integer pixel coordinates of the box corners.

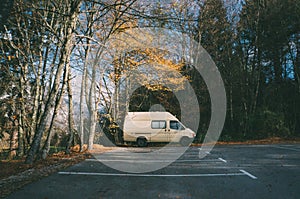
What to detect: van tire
<box><xmin>137</xmin><ymin>138</ymin><xmax>147</xmax><ymax>147</ymax></box>
<box><xmin>180</xmin><ymin>137</ymin><xmax>191</xmax><ymax>146</ymax></box>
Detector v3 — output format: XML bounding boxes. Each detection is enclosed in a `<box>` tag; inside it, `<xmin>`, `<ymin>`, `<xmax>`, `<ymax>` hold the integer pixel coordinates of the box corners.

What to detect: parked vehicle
<box><xmin>123</xmin><ymin>112</ymin><xmax>196</xmax><ymax>147</ymax></box>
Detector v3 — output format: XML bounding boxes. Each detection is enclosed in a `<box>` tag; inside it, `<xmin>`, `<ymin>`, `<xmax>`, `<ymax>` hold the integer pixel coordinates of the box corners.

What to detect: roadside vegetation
<box><xmin>0</xmin><ymin>0</ymin><xmax>299</xmax><ymax>165</ymax></box>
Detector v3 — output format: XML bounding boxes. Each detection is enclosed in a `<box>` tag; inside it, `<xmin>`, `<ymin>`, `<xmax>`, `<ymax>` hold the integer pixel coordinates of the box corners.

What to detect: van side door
<box><xmin>150</xmin><ymin>120</ymin><xmax>168</xmax><ymax>142</ymax></box>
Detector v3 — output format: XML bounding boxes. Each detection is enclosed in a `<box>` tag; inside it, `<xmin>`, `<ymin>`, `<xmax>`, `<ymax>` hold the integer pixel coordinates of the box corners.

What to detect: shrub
<box><xmin>249</xmin><ymin>109</ymin><xmax>291</xmax><ymax>139</ymax></box>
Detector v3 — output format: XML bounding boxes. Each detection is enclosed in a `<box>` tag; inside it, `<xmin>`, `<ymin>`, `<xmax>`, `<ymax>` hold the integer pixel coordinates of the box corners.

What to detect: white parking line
<box><xmin>218</xmin><ymin>158</ymin><xmax>227</xmax><ymax>163</ymax></box>
<box><xmin>198</xmin><ymin>148</ymin><xmax>211</xmax><ymax>155</ymax></box>
<box><xmin>272</xmin><ymin>146</ymin><xmax>300</xmax><ymax>152</ymax></box>
<box><xmin>85</xmin><ymin>159</ymin><xmax>224</xmax><ymax>163</ymax></box>
<box><xmin>58</xmin><ymin>171</ymin><xmax>246</xmax><ymax>178</ymax></box>
<box><xmin>239</xmin><ymin>170</ymin><xmax>258</xmax><ymax>179</ymax></box>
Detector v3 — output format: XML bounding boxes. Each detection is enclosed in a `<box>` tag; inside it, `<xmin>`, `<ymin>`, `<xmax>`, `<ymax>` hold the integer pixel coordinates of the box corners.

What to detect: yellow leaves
<box><xmin>116</xmin><ymin>18</ymin><xmax>138</xmax><ymax>33</ymax></box>
<box><xmin>7</xmin><ymin>55</ymin><xmax>15</xmax><ymax>61</ymax></box>
<box><xmin>141</xmin><ymin>48</ymin><xmax>184</xmax><ymax>72</ymax></box>
<box><xmin>107</xmin><ymin>28</ymin><xmax>189</xmax><ymax>92</ymax></box>
<box><xmin>145</xmin><ymin>84</ymin><xmax>172</xmax><ymax>91</ymax></box>
<box><xmin>109</xmin><ymin>46</ymin><xmax>188</xmax><ymax>91</ymax></box>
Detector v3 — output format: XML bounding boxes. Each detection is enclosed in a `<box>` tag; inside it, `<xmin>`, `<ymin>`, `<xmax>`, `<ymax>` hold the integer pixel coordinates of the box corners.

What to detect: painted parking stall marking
<box><xmin>239</xmin><ymin>170</ymin><xmax>258</xmax><ymax>179</ymax></box>
<box><xmin>271</xmin><ymin>145</ymin><xmax>300</xmax><ymax>152</ymax></box>
<box><xmin>59</xmin><ymin>146</ymin><xmax>258</xmax><ymax>180</ymax></box>
<box><xmin>218</xmin><ymin>158</ymin><xmax>227</xmax><ymax>163</ymax></box>
<box><xmin>58</xmin><ymin>170</ymin><xmax>256</xmax><ymax>179</ymax></box>
<box><xmin>85</xmin><ymin>159</ymin><xmax>229</xmax><ymax>163</ymax></box>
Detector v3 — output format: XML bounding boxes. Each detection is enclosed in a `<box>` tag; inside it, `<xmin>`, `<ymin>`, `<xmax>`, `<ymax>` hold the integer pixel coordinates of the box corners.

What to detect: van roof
<box><xmin>126</xmin><ymin>112</ymin><xmax>177</xmax><ymax>121</ymax></box>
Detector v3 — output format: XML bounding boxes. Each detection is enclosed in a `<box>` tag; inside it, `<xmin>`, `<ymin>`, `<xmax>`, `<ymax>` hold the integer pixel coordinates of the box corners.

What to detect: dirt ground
<box><xmin>214</xmin><ymin>137</ymin><xmax>300</xmax><ymax>145</ymax></box>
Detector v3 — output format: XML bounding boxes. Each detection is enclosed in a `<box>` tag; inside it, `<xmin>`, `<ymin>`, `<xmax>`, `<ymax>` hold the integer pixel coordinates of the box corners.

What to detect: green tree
<box><xmin>237</xmin><ymin>0</ymin><xmax>300</xmax><ymax>138</ymax></box>
<box><xmin>193</xmin><ymin>0</ymin><xmax>235</xmax><ymax>139</ymax></box>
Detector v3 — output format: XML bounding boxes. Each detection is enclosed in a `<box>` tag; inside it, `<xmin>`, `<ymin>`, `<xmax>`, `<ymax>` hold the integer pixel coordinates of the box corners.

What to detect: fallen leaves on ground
<box><xmin>0</xmin><ymin>144</ymin><xmax>113</xmax><ymax>198</ymax></box>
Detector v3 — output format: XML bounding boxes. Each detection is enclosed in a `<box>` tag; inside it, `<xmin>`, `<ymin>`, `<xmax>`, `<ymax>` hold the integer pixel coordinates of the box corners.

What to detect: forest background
<box><xmin>0</xmin><ymin>0</ymin><xmax>299</xmax><ymax>164</ymax></box>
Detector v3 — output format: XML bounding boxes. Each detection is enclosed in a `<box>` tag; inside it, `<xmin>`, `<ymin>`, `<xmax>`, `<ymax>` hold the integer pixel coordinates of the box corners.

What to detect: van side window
<box><xmin>151</xmin><ymin>120</ymin><xmax>166</xmax><ymax>129</ymax></box>
<box><xmin>170</xmin><ymin>121</ymin><xmax>185</xmax><ymax>130</ymax></box>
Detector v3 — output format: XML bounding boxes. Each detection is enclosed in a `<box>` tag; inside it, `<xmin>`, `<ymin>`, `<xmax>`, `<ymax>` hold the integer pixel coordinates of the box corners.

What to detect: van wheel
<box><xmin>180</xmin><ymin>137</ymin><xmax>191</xmax><ymax>146</ymax></box>
<box><xmin>137</xmin><ymin>138</ymin><xmax>147</xmax><ymax>147</ymax></box>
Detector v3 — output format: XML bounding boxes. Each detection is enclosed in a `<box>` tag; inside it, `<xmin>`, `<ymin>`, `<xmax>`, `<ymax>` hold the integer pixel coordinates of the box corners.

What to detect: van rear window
<box><xmin>151</xmin><ymin>120</ymin><xmax>166</xmax><ymax>129</ymax></box>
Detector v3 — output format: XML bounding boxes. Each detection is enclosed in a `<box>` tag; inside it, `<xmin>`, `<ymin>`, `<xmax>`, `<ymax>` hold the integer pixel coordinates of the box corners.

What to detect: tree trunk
<box><xmin>66</xmin><ymin>66</ymin><xmax>76</xmax><ymax>154</ymax></box>
<box><xmin>125</xmin><ymin>74</ymin><xmax>130</xmax><ymax>113</ymax></box>
<box><xmin>41</xmin><ymin>64</ymin><xmax>68</xmax><ymax>159</ymax></box>
<box><xmin>88</xmin><ymin>63</ymin><xmax>97</xmax><ymax>151</ymax></box>
<box><xmin>25</xmin><ymin>1</ymin><xmax>81</xmax><ymax>164</ymax></box>
<box><xmin>296</xmin><ymin>42</ymin><xmax>300</xmax><ymax>94</ymax></box>
<box><xmin>79</xmin><ymin>39</ymin><xmax>91</xmax><ymax>151</ymax></box>
<box><xmin>17</xmin><ymin>64</ymin><xmax>27</xmax><ymax>157</ymax></box>
<box><xmin>252</xmin><ymin>49</ymin><xmax>262</xmax><ymax>115</ymax></box>
<box><xmin>8</xmin><ymin>120</ymin><xmax>18</xmax><ymax>159</ymax></box>
<box><xmin>79</xmin><ymin>58</ymin><xmax>88</xmax><ymax>151</ymax></box>
<box><xmin>17</xmin><ymin>106</ymin><xmax>24</xmax><ymax>157</ymax></box>
<box><xmin>41</xmin><ymin>90</ymin><xmax>64</xmax><ymax>160</ymax></box>
<box><xmin>273</xmin><ymin>50</ymin><xmax>283</xmax><ymax>84</ymax></box>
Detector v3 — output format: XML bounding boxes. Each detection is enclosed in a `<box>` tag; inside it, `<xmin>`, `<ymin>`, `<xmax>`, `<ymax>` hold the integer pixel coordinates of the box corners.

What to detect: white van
<box><xmin>123</xmin><ymin>112</ymin><xmax>196</xmax><ymax>147</ymax></box>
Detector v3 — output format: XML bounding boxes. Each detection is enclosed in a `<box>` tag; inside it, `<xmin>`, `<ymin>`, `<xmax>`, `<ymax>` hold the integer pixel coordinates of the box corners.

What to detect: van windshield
<box><xmin>170</xmin><ymin>121</ymin><xmax>185</xmax><ymax>130</ymax></box>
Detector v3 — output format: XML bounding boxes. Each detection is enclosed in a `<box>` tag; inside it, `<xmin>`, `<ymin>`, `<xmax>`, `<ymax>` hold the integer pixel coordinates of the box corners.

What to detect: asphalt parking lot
<box><xmin>6</xmin><ymin>144</ymin><xmax>300</xmax><ymax>199</ymax></box>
